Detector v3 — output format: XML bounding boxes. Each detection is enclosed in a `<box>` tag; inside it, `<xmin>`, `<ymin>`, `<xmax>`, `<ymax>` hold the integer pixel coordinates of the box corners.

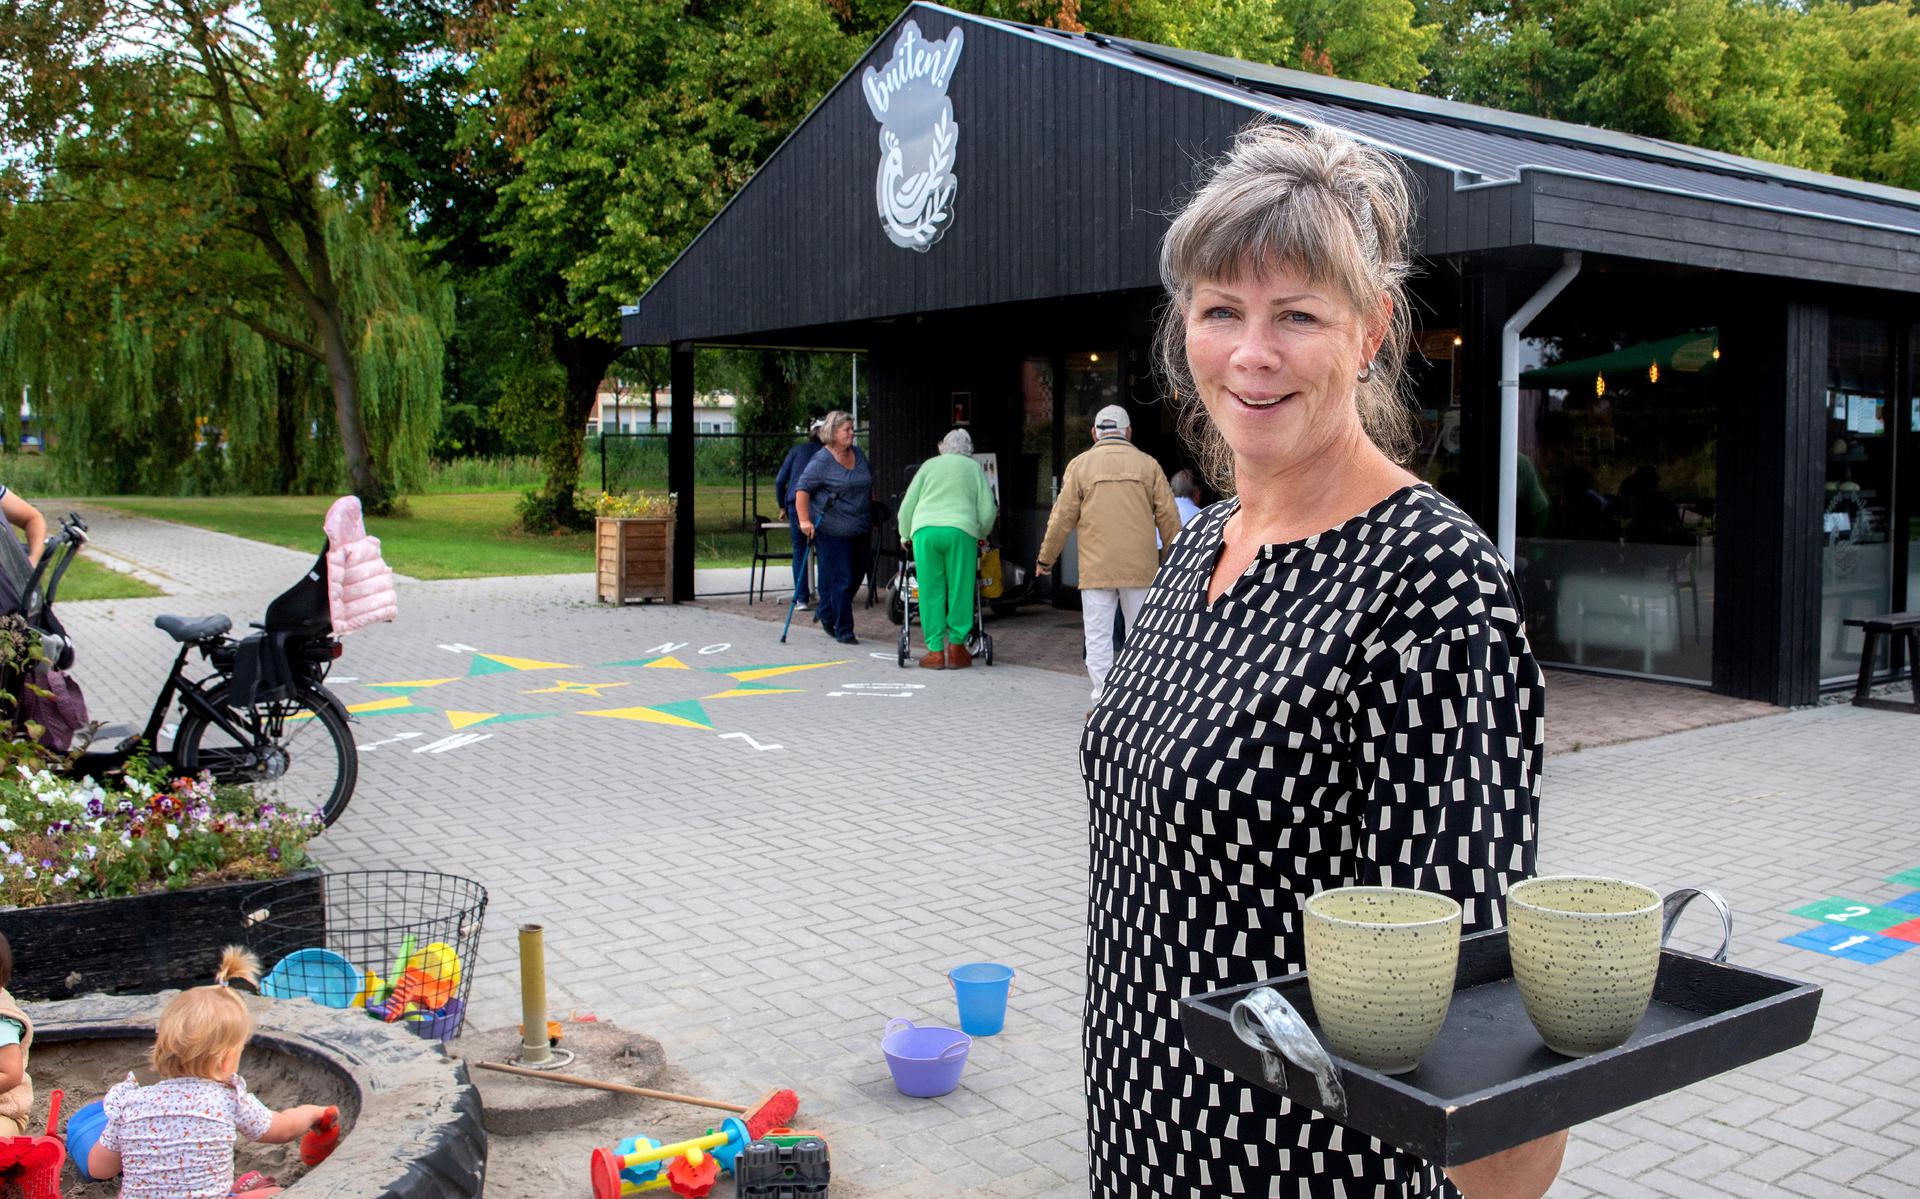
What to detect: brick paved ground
<box><xmin>47</xmin><ymin>508</ymin><xmax>1920</xmax><ymax>1197</ymax></box>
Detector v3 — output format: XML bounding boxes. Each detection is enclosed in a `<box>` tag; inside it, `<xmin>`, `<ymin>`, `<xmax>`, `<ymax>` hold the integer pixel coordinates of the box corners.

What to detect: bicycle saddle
<box><xmin>154</xmin><ymin>614</ymin><xmax>233</xmax><ymax>643</ymax></box>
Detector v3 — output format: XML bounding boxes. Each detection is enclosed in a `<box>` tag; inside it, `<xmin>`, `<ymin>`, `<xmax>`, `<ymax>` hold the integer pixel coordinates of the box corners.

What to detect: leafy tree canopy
<box><xmin>0</xmin><ymin>0</ymin><xmax>449</xmax><ymax>506</ymax></box>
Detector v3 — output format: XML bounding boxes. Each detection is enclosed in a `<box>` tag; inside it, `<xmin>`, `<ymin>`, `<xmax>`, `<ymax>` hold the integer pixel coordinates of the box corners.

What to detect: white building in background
<box><xmin>586</xmin><ymin>383</ymin><xmax>738</xmax><ymax>435</ymax></box>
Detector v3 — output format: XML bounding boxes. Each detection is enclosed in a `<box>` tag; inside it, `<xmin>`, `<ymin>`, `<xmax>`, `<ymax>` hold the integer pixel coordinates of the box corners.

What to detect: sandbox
<box><xmin>22</xmin><ymin>992</ymin><xmax>485</xmax><ymax>1197</ymax></box>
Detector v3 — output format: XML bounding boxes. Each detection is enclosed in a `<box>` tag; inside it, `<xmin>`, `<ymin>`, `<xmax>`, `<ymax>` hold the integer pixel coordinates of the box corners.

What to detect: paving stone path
<box><xmin>49</xmin><ymin>506</ymin><xmax>1920</xmax><ymax>1198</ymax></box>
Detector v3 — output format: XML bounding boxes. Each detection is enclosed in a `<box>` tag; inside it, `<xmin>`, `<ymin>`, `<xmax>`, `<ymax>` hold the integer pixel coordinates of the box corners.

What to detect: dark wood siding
<box><xmin>626</xmin><ymin>5</ymin><xmax>1920</xmax><ymax>351</ymax></box>
<box><xmin>1712</xmin><ymin>296</ymin><xmax>1827</xmax><ymax>705</ymax></box>
<box><xmin>625</xmin><ymin>12</ymin><xmax>1249</xmax><ymax>347</ymax></box>
<box><xmin>1534</xmin><ymin>175</ymin><xmax>1920</xmax><ymax>293</ymax></box>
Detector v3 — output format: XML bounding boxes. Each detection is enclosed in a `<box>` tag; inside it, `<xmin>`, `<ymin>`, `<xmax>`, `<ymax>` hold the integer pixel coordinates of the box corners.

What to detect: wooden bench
<box><xmin>1843</xmin><ymin>613</ymin><xmax>1920</xmax><ymax>713</ymax></box>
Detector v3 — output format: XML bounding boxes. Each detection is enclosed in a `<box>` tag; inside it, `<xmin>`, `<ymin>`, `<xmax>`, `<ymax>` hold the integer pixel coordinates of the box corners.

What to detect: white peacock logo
<box><xmin>862</xmin><ymin>21</ymin><xmax>964</xmax><ymax>252</ymax></box>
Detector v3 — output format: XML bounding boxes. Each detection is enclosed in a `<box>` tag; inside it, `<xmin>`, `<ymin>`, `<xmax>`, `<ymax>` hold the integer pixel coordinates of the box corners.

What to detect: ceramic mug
<box><xmin>1302</xmin><ymin>886</ymin><xmax>1463</xmax><ymax>1075</ymax></box>
<box><xmin>1507</xmin><ymin>876</ymin><xmax>1731</xmax><ymax>1057</ymax></box>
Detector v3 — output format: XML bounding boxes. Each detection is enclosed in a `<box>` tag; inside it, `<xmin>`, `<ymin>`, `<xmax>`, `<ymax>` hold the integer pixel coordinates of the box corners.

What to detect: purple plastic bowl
<box><xmin>367</xmin><ymin>997</ymin><xmax>466</xmax><ymax>1043</ymax></box>
<box><xmin>881</xmin><ymin>1018</ymin><xmax>971</xmax><ymax>1098</ymax></box>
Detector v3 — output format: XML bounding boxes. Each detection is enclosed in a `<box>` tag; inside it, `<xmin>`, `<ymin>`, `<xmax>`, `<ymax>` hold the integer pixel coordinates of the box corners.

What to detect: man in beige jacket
<box><xmin>1036</xmin><ymin>404</ymin><xmax>1182</xmax><ymax>703</ymax></box>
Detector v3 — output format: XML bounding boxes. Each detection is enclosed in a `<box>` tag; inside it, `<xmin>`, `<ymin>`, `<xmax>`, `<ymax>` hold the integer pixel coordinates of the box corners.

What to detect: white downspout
<box><xmin>1499</xmin><ymin>251</ymin><xmax>1582</xmax><ymax>562</ymax></box>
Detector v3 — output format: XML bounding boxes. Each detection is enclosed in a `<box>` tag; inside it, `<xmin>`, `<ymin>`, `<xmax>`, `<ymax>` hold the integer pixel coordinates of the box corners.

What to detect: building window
<box><xmin>1513</xmin><ymin>291</ymin><xmax>1720</xmax><ymax>682</ymax></box>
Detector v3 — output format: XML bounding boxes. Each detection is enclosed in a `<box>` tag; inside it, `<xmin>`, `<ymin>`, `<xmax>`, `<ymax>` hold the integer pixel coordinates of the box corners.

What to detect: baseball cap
<box><xmin>1093</xmin><ymin>404</ymin><xmax>1130</xmax><ymax>437</ymax></box>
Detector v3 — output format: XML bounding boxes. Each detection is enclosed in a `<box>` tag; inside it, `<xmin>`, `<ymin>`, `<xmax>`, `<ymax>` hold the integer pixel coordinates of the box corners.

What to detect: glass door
<box><xmin>1820</xmin><ymin>316</ymin><xmax>1896</xmax><ymax>680</ymax></box>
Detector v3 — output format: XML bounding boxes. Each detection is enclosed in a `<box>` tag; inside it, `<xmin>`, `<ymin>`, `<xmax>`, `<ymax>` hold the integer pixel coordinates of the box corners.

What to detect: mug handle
<box><xmin>1661</xmin><ymin>887</ymin><xmax>1733</xmax><ymax>962</ymax></box>
<box><xmin>1229</xmin><ymin>987</ymin><xmax>1347</xmax><ymax>1119</ymax></box>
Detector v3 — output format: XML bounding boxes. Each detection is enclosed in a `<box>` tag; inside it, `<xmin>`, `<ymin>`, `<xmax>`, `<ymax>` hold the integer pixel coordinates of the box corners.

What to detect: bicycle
<box><xmin>22</xmin><ymin>513</ymin><xmax>358</xmax><ymax>827</ymax></box>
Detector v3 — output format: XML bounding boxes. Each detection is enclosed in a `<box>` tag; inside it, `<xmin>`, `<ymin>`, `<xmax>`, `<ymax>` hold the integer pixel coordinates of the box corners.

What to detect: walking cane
<box><xmin>780</xmin><ymin>538</ymin><xmax>813</xmax><ymax>643</ymax></box>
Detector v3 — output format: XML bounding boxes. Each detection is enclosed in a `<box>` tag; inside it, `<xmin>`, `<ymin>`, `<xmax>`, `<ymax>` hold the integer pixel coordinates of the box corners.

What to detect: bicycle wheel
<box><xmin>175</xmin><ymin>684</ymin><xmax>357</xmax><ymax>828</ymax></box>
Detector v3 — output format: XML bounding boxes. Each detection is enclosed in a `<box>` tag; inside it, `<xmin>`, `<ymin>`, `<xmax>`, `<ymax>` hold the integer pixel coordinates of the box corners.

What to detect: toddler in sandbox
<box><xmin>0</xmin><ymin>932</ymin><xmax>35</xmax><ymax>1138</ymax></box>
<box><xmin>86</xmin><ymin>948</ymin><xmax>330</xmax><ymax>1199</ymax></box>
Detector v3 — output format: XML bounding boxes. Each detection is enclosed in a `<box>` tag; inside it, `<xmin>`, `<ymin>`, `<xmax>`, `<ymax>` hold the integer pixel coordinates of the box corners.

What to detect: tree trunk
<box><xmin>314</xmin><ymin>303</ymin><xmax>391</xmax><ymax>513</ymax></box>
<box><xmin>542</xmin><ymin>334</ymin><xmax>621</xmax><ymax>525</ymax></box>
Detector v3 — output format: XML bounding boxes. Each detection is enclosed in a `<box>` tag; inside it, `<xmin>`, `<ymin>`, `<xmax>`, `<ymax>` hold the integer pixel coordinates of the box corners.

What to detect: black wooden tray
<box><xmin>1180</xmin><ymin>928</ymin><xmax>1822</xmax><ymax>1166</ymax></box>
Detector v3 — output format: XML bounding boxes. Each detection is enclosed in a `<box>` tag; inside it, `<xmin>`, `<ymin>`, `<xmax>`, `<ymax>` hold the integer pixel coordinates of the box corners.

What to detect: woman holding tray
<box><xmin>1083</xmin><ymin>121</ymin><xmax>1565</xmax><ymax>1198</ymax></box>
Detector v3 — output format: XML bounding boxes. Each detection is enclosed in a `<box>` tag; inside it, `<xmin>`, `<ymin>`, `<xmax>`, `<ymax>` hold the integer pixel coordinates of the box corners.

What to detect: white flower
<box><xmin>24</xmin><ymin>867</ymin><xmax>35</xmax><ymax>880</ymax></box>
<box><xmin>165</xmin><ymin>822</ymin><xmax>179</xmax><ymax>841</ymax></box>
<box><xmin>83</xmin><ymin>844</ymin><xmax>97</xmax><ymax>860</ymax></box>
<box><xmin>0</xmin><ymin>818</ymin><xmax>15</xmax><ymax>834</ymax></box>
<box><xmin>119</xmin><ymin>832</ymin><xmax>133</xmax><ymax>848</ymax></box>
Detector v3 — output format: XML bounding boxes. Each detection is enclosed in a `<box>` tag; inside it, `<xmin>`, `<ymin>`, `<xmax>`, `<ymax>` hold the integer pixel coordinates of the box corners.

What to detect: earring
<box><xmin>1357</xmin><ymin>361</ymin><xmax>1375</xmax><ymax>383</ymax></box>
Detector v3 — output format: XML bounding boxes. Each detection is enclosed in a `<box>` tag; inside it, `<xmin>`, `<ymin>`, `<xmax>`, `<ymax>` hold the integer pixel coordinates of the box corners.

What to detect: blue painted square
<box><xmin>1782</xmin><ymin>924</ymin><xmax>1918</xmax><ymax>963</ymax></box>
<box><xmin>1883</xmin><ymin>892</ymin><xmax>1920</xmax><ymax>914</ymax></box>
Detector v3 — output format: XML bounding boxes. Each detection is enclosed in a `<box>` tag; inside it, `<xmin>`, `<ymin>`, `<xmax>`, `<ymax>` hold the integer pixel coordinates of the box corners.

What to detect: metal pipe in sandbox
<box><xmin>518</xmin><ymin>923</ymin><xmax>552</xmax><ymax>1066</ymax></box>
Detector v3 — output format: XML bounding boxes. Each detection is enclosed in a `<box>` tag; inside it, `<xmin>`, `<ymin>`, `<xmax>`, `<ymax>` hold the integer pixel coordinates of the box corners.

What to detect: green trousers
<box><xmin>913</xmin><ymin>525</ymin><xmax>977</xmax><ymax>652</ymax></box>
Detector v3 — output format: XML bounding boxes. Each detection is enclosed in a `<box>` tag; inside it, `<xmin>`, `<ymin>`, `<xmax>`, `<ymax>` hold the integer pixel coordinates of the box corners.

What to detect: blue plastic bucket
<box><xmin>881</xmin><ymin>1019</ymin><xmax>971</xmax><ymax>1098</ymax></box>
<box><xmin>66</xmin><ymin>1098</ymin><xmax>108</xmax><ymax>1181</ymax></box>
<box><xmin>949</xmin><ymin>962</ymin><xmax>1015</xmax><ymax>1036</ymax></box>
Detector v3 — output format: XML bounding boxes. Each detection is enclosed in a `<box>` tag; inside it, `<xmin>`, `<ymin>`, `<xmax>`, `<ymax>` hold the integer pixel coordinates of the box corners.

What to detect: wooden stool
<box><xmin>1843</xmin><ymin>613</ymin><xmax>1920</xmax><ymax>714</ymax></box>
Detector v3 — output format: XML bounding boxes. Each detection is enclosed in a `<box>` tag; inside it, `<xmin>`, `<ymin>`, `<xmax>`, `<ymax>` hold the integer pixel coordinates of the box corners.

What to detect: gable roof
<box><xmin>624</xmin><ymin>2</ymin><xmax>1920</xmax><ymax>348</ymax></box>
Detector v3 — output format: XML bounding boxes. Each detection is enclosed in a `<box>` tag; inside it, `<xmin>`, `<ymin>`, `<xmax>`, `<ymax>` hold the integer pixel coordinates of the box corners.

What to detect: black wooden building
<box><xmin>623</xmin><ymin>1</ymin><xmax>1920</xmax><ymax>706</ymax></box>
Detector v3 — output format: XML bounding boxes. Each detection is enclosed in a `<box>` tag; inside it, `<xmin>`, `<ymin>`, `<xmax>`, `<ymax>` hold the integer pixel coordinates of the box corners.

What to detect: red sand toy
<box><xmin>300</xmin><ymin>1106</ymin><xmax>342</xmax><ymax>1167</ymax></box>
<box><xmin>0</xmin><ymin>1089</ymin><xmax>64</xmax><ymax>1199</ymax></box>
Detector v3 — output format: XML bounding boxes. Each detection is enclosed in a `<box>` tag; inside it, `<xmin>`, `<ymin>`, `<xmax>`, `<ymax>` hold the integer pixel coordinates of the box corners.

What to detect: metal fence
<box><xmin>597</xmin><ymin>430</ymin><xmax>799</xmax><ymax>528</ymax></box>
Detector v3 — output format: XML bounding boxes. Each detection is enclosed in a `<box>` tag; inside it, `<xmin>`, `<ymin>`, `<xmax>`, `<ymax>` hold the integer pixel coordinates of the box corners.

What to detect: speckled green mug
<box><xmin>1507</xmin><ymin>876</ymin><xmax>1664</xmax><ymax>1057</ymax></box>
<box><xmin>1302</xmin><ymin>886</ymin><xmax>1463</xmax><ymax>1075</ymax></box>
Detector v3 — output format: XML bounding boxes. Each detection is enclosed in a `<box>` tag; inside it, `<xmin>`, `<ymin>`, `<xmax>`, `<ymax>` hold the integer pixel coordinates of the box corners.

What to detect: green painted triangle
<box><xmin>708</xmin><ymin>663</ymin><xmax>791</xmax><ymax>674</ymax></box>
<box><xmin>731</xmin><ymin>681</ymin><xmax>792</xmax><ymax>691</ymax></box>
<box><xmin>475</xmin><ymin>712</ymin><xmax>558</xmax><ymax>727</ymax></box>
<box><xmin>1889</xmin><ymin>867</ymin><xmax>1920</xmax><ymax>887</ymax></box>
<box><xmin>600</xmin><ymin>657</ymin><xmax>663</xmax><ymax>668</ymax></box>
<box><xmin>354</xmin><ymin>704</ymin><xmax>437</xmax><ymax>719</ymax></box>
<box><xmin>647</xmin><ymin>699</ymin><xmax>711</xmax><ymax>728</ymax></box>
<box><xmin>468</xmin><ymin>655</ymin><xmax>514</xmax><ymax>677</ymax></box>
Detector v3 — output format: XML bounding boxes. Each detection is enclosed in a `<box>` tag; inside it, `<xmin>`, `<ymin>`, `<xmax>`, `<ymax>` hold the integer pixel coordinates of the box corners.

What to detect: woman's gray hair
<box><xmin>819</xmin><ymin>410</ymin><xmax>851</xmax><ymax>443</ymax></box>
<box><xmin>1154</xmin><ymin>120</ymin><xmax>1419</xmax><ymax>492</ymax></box>
<box><xmin>938</xmin><ymin>428</ymin><xmax>974</xmax><ymax>455</ymax></box>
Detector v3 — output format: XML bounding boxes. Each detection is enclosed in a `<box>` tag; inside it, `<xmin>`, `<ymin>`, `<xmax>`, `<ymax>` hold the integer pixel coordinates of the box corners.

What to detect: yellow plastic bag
<box><xmin>978</xmin><ymin>547</ymin><xmax>1004</xmax><ymax>599</ymax></box>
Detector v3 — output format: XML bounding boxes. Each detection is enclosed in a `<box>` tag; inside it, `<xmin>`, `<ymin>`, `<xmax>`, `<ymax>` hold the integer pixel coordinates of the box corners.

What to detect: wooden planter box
<box><xmin>597</xmin><ymin>516</ymin><xmax>674</xmax><ymax>604</ymax></box>
<box><xmin>0</xmin><ymin>870</ymin><xmax>323</xmax><ymax>1000</ymax></box>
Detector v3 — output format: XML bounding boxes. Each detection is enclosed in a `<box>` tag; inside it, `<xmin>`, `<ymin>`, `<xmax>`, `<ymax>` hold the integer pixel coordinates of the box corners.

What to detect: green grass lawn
<box><xmin>56</xmin><ymin>555</ymin><xmax>166</xmax><ymax>601</ymax></box>
<box><xmin>95</xmin><ymin>492</ymin><xmax>757</xmax><ymax>579</ymax></box>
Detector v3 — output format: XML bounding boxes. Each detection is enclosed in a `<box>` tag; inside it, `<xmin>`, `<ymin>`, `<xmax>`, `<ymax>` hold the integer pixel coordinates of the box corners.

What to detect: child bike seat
<box><xmin>153</xmin><ymin>614</ymin><xmax>233</xmax><ymax>643</ymax></box>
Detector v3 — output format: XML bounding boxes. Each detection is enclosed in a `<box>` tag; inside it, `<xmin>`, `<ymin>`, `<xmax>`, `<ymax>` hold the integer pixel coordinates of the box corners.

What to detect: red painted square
<box><xmin>1883</xmin><ymin>918</ymin><xmax>1920</xmax><ymax>944</ymax></box>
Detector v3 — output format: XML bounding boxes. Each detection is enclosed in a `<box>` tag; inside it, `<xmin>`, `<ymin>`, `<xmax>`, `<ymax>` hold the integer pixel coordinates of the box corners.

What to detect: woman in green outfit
<box><xmin>898</xmin><ymin>428</ymin><xmax>998</xmax><ymax>669</ymax></box>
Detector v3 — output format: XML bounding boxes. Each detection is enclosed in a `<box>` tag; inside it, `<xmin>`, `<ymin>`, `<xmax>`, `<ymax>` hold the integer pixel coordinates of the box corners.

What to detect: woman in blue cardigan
<box><xmin>794</xmin><ymin>410</ymin><xmax>872</xmax><ymax>645</ymax></box>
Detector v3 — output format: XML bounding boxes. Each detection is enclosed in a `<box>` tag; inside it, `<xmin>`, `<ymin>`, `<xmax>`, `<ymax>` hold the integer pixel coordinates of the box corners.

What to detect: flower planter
<box><xmin>0</xmin><ymin>869</ymin><xmax>322</xmax><ymax>1000</ymax></box>
<box><xmin>596</xmin><ymin>516</ymin><xmax>674</xmax><ymax>604</ymax></box>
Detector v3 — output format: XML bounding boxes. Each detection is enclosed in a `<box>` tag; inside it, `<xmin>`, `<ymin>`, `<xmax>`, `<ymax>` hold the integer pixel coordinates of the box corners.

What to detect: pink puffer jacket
<box><xmin>324</xmin><ymin>496</ymin><xmax>398</xmax><ymax>635</ymax></box>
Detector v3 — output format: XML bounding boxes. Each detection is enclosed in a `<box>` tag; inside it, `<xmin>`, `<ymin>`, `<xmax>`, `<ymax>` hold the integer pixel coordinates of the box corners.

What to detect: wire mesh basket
<box><xmin>242</xmin><ymin>870</ymin><xmax>488</xmax><ymax>1043</ymax></box>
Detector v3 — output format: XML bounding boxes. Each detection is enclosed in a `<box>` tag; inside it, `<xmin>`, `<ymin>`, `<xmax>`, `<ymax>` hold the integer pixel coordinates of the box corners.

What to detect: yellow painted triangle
<box><xmin>643</xmin><ymin>656</ymin><xmax>692</xmax><ymax>670</ymax></box>
<box><xmin>446</xmin><ymin>711</ymin><xmax>498</xmax><ymax>731</ymax></box>
<box><xmin>345</xmin><ymin>695</ymin><xmax>423</xmax><ymax>715</ymax></box>
<box><xmin>706</xmin><ymin>687</ymin><xmax>802</xmax><ymax>700</ymax></box>
<box><xmin>366</xmin><ymin>678</ymin><xmax>458</xmax><ymax>691</ymax></box>
<box><xmin>481</xmin><ymin>653</ymin><xmax>577</xmax><ymax>672</ymax></box>
<box><xmin>579</xmin><ymin>705</ymin><xmax>710</xmax><ymax>729</ymax></box>
<box><xmin>727</xmin><ymin>661</ymin><xmax>848</xmax><ymax>682</ymax></box>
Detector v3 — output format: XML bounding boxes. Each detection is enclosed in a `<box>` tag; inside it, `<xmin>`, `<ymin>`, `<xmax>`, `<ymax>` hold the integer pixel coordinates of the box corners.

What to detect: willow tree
<box><xmin>0</xmin><ymin>0</ymin><xmax>449</xmax><ymax>508</ymax></box>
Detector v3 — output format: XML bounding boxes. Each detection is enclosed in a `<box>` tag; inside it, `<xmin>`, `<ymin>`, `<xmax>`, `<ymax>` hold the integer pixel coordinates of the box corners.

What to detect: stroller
<box><xmin>889</xmin><ymin>544</ymin><xmax>998</xmax><ymax>667</ymax></box>
<box><xmin>0</xmin><ymin>512</ymin><xmax>89</xmax><ymax>752</ymax></box>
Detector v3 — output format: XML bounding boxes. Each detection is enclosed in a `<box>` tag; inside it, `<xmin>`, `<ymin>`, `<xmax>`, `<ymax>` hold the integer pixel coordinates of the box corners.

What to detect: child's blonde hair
<box><xmin>151</xmin><ymin>947</ymin><xmax>260</xmax><ymax>1080</ymax></box>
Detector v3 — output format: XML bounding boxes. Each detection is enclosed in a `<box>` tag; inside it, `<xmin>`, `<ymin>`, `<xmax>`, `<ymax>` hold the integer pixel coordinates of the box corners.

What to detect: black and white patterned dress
<box><xmin>1083</xmin><ymin>483</ymin><xmax>1545</xmax><ymax>1198</ymax></box>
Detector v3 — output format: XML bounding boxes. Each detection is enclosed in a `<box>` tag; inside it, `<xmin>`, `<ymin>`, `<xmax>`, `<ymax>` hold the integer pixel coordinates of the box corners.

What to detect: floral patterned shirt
<box><xmin>98</xmin><ymin>1072</ymin><xmax>274</xmax><ymax>1199</ymax></box>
